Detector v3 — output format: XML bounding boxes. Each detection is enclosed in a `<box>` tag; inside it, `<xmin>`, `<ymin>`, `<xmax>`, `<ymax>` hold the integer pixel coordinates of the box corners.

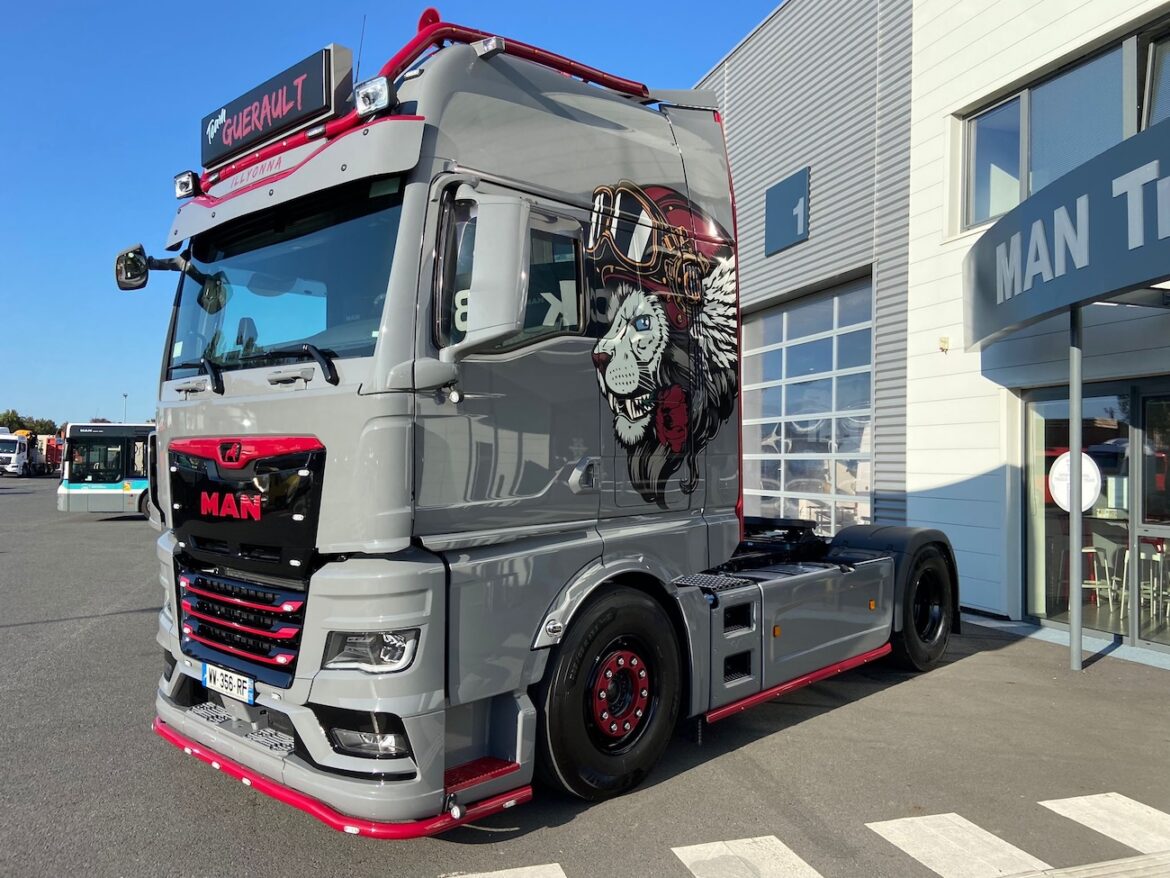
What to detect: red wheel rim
<box><xmin>590</xmin><ymin>649</ymin><xmax>651</xmax><ymax>740</ymax></box>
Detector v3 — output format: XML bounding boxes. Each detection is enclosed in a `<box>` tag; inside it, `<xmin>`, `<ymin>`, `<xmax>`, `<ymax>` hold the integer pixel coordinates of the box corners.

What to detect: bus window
<box><xmin>131</xmin><ymin>438</ymin><xmax>148</xmax><ymax>479</ymax></box>
<box><xmin>70</xmin><ymin>441</ymin><xmax>124</xmax><ymax>483</ymax></box>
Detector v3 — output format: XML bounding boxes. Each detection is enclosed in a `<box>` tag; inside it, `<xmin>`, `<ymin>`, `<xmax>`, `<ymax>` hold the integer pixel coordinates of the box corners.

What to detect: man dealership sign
<box><xmin>965</xmin><ymin>118</ymin><xmax>1170</xmax><ymax>348</ymax></box>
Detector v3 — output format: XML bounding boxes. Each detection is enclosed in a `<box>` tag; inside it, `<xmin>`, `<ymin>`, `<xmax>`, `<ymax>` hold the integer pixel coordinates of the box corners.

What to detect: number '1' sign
<box><xmin>764</xmin><ymin>167</ymin><xmax>811</xmax><ymax>256</ymax></box>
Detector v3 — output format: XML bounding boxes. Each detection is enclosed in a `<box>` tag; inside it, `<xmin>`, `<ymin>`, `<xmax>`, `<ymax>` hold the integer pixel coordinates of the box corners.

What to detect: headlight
<box><xmin>329</xmin><ymin>728</ymin><xmax>410</xmax><ymax>758</ymax></box>
<box><xmin>354</xmin><ymin>76</ymin><xmax>394</xmax><ymax>116</ymax></box>
<box><xmin>313</xmin><ymin>705</ymin><xmax>412</xmax><ymax>759</ymax></box>
<box><xmin>322</xmin><ymin>628</ymin><xmax>420</xmax><ymax>673</ymax></box>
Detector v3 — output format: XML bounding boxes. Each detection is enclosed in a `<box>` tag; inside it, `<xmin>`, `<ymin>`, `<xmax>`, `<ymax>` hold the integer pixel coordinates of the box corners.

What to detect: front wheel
<box><xmin>891</xmin><ymin>545</ymin><xmax>954</xmax><ymax>671</ymax></box>
<box><xmin>535</xmin><ymin>587</ymin><xmax>681</xmax><ymax>801</ymax></box>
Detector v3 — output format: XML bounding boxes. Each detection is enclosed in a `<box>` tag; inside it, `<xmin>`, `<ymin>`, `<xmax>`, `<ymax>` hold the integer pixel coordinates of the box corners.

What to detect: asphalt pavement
<box><xmin>2</xmin><ymin>476</ymin><xmax>1169</xmax><ymax>877</ymax></box>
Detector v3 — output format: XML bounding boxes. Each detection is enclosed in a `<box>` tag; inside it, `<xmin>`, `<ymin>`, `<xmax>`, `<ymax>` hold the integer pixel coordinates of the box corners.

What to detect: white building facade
<box><xmin>709</xmin><ymin>0</ymin><xmax>1170</xmax><ymax>652</ymax></box>
<box><xmin>908</xmin><ymin>0</ymin><xmax>1170</xmax><ymax>651</ymax></box>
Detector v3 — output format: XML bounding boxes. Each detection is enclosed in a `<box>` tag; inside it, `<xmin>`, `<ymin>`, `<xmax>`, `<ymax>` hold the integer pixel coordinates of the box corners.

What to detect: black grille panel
<box><xmin>168</xmin><ymin>444</ymin><xmax>325</xmax><ymax>580</ymax></box>
<box><xmin>178</xmin><ymin>568</ymin><xmax>307</xmax><ymax>688</ymax></box>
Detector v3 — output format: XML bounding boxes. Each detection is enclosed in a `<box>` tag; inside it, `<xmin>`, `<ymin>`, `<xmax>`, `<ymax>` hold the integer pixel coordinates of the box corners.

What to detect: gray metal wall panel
<box><xmin>700</xmin><ymin>0</ymin><xmax>912</xmax><ymax>525</ymax></box>
<box><xmin>871</xmin><ymin>0</ymin><xmax>912</xmax><ymax>525</ymax></box>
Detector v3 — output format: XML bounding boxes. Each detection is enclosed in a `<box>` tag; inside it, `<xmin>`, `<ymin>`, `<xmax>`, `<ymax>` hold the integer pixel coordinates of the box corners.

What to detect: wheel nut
<box><xmin>601</xmin><ymin>711</ymin><xmax>609</xmax><ymax>720</ymax></box>
<box><xmin>639</xmin><ymin>669</ymin><xmax>646</xmax><ymax>678</ymax></box>
<box><xmin>605</xmin><ymin>669</ymin><xmax>613</xmax><ymax>679</ymax></box>
<box><xmin>623</xmin><ymin>722</ymin><xmax>631</xmax><ymax>731</ymax></box>
<box><xmin>610</xmin><ymin>723</ymin><xmax>617</xmax><ymax>732</ymax></box>
<box><xmin>598</xmin><ymin>691</ymin><xmax>607</xmax><ymax>700</ymax></box>
<box><xmin>630</xmin><ymin>658</ymin><xmax>638</xmax><ymax>667</ymax></box>
<box><xmin>617</xmin><ymin>657</ymin><xmax>625</xmax><ymax>666</ymax></box>
<box><xmin>640</xmin><ymin>689</ymin><xmax>648</xmax><ymax>697</ymax></box>
<box><xmin>635</xmin><ymin>709</ymin><xmax>643</xmax><ymax>717</ymax></box>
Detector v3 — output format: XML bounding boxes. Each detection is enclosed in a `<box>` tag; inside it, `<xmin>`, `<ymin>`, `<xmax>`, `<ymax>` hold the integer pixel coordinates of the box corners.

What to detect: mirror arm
<box><xmin>148</xmin><ymin>254</ymin><xmax>208</xmax><ymax>285</ymax></box>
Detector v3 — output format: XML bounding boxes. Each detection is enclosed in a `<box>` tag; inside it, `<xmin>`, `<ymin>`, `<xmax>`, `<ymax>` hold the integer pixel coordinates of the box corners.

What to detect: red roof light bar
<box><xmin>198</xmin><ymin>7</ymin><xmax>649</xmax><ymax>190</ymax></box>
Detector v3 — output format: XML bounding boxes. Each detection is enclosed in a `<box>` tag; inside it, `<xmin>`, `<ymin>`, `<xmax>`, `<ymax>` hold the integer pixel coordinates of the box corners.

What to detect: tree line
<box><xmin>0</xmin><ymin>410</ymin><xmax>69</xmax><ymax>435</ymax></box>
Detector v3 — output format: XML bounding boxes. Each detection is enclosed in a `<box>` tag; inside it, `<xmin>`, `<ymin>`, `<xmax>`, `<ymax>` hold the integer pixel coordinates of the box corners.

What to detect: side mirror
<box><xmin>440</xmin><ymin>189</ymin><xmax>530</xmax><ymax>363</ymax></box>
<box><xmin>115</xmin><ymin>244</ymin><xmax>150</xmax><ymax>290</ymax></box>
<box><xmin>236</xmin><ymin>317</ymin><xmax>258</xmax><ymax>350</ymax></box>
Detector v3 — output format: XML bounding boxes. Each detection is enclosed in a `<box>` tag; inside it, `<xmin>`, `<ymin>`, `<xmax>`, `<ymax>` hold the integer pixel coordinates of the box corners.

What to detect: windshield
<box><xmin>167</xmin><ymin>177</ymin><xmax>403</xmax><ymax>378</ymax></box>
<box><xmin>68</xmin><ymin>438</ymin><xmax>128</xmax><ymax>484</ymax></box>
<box><xmin>0</xmin><ymin>439</ymin><xmax>18</xmax><ymax>453</ymax></box>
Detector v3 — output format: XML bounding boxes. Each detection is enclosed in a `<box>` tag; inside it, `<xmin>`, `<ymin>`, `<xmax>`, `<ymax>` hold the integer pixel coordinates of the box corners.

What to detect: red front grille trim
<box><xmin>181</xmin><ymin>580</ymin><xmax>302</xmax><ymax>614</ymax></box>
<box><xmin>184</xmin><ymin>629</ymin><xmax>296</xmax><ymax>667</ymax></box>
<box><xmin>170</xmin><ymin>436</ymin><xmax>324</xmax><ymax>469</ymax></box>
<box><xmin>181</xmin><ymin>601</ymin><xmax>300</xmax><ymax>640</ymax></box>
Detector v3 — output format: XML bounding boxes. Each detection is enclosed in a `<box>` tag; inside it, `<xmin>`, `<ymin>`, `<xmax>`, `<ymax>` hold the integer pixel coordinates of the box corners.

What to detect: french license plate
<box><xmin>202</xmin><ymin>663</ymin><xmax>255</xmax><ymax>705</ymax></box>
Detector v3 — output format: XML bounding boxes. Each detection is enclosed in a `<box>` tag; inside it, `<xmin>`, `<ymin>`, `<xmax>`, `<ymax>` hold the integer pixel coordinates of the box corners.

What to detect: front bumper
<box><xmin>153</xmin><ymin>718</ymin><xmax>532</xmax><ymax>838</ymax></box>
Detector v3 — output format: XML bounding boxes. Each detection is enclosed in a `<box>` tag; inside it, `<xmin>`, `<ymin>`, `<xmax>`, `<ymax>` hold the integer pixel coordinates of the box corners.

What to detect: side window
<box><xmin>437</xmin><ymin>198</ymin><xmax>583</xmax><ymax>349</ymax></box>
<box><xmin>130</xmin><ymin>438</ymin><xmax>148</xmax><ymax>479</ymax></box>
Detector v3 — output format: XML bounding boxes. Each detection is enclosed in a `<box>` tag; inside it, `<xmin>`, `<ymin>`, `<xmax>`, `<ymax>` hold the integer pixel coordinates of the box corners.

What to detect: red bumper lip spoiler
<box><xmin>153</xmin><ymin>718</ymin><xmax>533</xmax><ymax>838</ymax></box>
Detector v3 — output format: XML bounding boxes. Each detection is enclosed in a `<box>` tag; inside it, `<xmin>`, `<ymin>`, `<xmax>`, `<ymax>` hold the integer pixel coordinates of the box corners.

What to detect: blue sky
<box><xmin>0</xmin><ymin>1</ymin><xmax>776</xmax><ymax>425</ymax></box>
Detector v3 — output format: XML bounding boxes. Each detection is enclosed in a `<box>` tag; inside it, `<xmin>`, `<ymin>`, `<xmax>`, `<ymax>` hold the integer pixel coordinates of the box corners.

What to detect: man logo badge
<box><xmin>219</xmin><ymin>441</ymin><xmax>243</xmax><ymax>464</ymax></box>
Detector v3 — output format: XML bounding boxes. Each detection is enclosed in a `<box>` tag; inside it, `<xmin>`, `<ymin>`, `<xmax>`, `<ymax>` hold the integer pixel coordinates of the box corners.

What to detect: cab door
<box><xmin>414</xmin><ymin>185</ymin><xmax>603</xmax><ymax>705</ymax></box>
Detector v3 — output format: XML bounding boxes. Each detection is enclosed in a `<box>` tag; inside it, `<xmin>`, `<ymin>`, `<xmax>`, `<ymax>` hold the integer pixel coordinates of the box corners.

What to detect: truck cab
<box><xmin>122</xmin><ymin>10</ymin><xmax>958</xmax><ymax>838</ymax></box>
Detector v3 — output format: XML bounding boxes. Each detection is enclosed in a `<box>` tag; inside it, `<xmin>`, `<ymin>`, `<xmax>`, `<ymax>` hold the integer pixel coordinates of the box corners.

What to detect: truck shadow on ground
<box><xmin>442</xmin><ymin>624</ymin><xmax>1023</xmax><ymax>843</ymax></box>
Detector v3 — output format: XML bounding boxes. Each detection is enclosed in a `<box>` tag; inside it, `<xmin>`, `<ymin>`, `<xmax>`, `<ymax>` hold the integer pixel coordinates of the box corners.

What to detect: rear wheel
<box><xmin>137</xmin><ymin>492</ymin><xmax>149</xmax><ymax>518</ymax></box>
<box><xmin>535</xmin><ymin>587</ymin><xmax>681</xmax><ymax>801</ymax></box>
<box><xmin>891</xmin><ymin>545</ymin><xmax>954</xmax><ymax>671</ymax></box>
<box><xmin>20</xmin><ymin>463</ymin><xmax>29</xmax><ymax>478</ymax></box>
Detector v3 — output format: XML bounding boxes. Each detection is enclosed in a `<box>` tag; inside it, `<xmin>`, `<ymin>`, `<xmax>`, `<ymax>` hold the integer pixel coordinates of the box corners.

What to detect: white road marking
<box><xmin>1040</xmin><ymin>793</ymin><xmax>1170</xmax><ymax>855</ymax></box>
<box><xmin>866</xmin><ymin>812</ymin><xmax>1051</xmax><ymax>878</ymax></box>
<box><xmin>1031</xmin><ymin>850</ymin><xmax>1170</xmax><ymax>877</ymax></box>
<box><xmin>447</xmin><ymin>867</ymin><xmax>567</xmax><ymax>878</ymax></box>
<box><xmin>672</xmin><ymin>835</ymin><xmax>823</xmax><ymax>877</ymax></box>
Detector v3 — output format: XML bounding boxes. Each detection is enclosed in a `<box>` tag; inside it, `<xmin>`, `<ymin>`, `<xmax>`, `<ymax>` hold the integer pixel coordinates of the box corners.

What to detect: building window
<box><xmin>1146</xmin><ymin>37</ymin><xmax>1170</xmax><ymax>127</ymax></box>
<box><xmin>741</xmin><ymin>278</ymin><xmax>873</xmax><ymax>535</ymax></box>
<box><xmin>965</xmin><ymin>48</ymin><xmax>1124</xmax><ymax>227</ymax></box>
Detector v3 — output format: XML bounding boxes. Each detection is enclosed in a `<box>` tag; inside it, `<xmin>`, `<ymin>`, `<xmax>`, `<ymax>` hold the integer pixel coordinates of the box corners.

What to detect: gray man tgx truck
<box><xmin>116</xmin><ymin>9</ymin><xmax>959</xmax><ymax>838</ymax></box>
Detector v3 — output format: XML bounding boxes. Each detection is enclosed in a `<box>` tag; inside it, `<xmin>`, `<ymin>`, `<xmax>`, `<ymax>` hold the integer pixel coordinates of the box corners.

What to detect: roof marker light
<box><xmin>472</xmin><ymin>36</ymin><xmax>505</xmax><ymax>59</ymax></box>
<box><xmin>355</xmin><ymin>76</ymin><xmax>395</xmax><ymax>117</ymax></box>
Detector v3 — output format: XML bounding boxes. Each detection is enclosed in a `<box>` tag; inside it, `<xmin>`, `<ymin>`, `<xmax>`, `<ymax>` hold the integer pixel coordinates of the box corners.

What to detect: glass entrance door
<box><xmin>1025</xmin><ymin>393</ymin><xmax>1131</xmax><ymax>635</ymax></box>
<box><xmin>1134</xmin><ymin>396</ymin><xmax>1170</xmax><ymax>647</ymax></box>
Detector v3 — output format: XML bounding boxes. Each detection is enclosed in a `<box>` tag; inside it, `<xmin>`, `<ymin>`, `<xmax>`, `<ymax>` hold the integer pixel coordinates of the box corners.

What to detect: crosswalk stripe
<box><xmin>866</xmin><ymin>812</ymin><xmax>1051</xmax><ymax>878</ymax></box>
<box><xmin>672</xmin><ymin>835</ymin><xmax>824</xmax><ymax>877</ymax></box>
<box><xmin>1039</xmin><ymin>793</ymin><xmax>1170</xmax><ymax>855</ymax></box>
<box><xmin>448</xmin><ymin>866</ymin><xmax>567</xmax><ymax>878</ymax></box>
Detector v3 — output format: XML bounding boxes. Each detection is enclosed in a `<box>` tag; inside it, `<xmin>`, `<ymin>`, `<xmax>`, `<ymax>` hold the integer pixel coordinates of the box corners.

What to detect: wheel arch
<box><xmin>534</xmin><ymin>561</ymin><xmax>708</xmax><ymax>719</ymax></box>
<box><xmin>827</xmin><ymin>525</ymin><xmax>961</xmax><ymax>634</ymax></box>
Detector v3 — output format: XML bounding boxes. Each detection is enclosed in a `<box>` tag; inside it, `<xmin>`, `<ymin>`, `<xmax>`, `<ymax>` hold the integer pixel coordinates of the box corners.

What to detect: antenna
<box><xmin>355</xmin><ymin>14</ymin><xmax>368</xmax><ymax>82</ymax></box>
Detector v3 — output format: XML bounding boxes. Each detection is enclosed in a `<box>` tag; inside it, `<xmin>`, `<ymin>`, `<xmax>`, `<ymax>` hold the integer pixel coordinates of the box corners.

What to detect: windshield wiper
<box><xmin>241</xmin><ymin>343</ymin><xmax>340</xmax><ymax>386</ymax></box>
<box><xmin>170</xmin><ymin>357</ymin><xmax>225</xmax><ymax>394</ymax></box>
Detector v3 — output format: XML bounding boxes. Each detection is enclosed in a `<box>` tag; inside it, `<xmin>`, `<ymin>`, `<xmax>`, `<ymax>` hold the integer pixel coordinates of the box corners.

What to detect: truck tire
<box><xmin>891</xmin><ymin>545</ymin><xmax>954</xmax><ymax>671</ymax></box>
<box><xmin>137</xmin><ymin>493</ymin><xmax>149</xmax><ymax>518</ymax></box>
<box><xmin>20</xmin><ymin>463</ymin><xmax>29</xmax><ymax>478</ymax></box>
<box><xmin>535</xmin><ymin>587</ymin><xmax>681</xmax><ymax>801</ymax></box>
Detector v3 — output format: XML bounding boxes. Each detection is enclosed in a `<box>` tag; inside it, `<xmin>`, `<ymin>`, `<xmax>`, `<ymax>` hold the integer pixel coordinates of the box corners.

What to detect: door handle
<box><xmin>174</xmin><ymin>378</ymin><xmax>209</xmax><ymax>394</ymax></box>
<box><xmin>568</xmin><ymin>456</ymin><xmax>600</xmax><ymax>494</ymax></box>
<box><xmin>267</xmin><ymin>366</ymin><xmax>315</xmax><ymax>385</ymax></box>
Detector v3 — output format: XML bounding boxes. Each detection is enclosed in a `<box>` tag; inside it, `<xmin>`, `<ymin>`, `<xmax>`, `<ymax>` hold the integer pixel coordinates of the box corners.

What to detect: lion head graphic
<box><xmin>588</xmin><ymin>181</ymin><xmax>738</xmax><ymax>507</ymax></box>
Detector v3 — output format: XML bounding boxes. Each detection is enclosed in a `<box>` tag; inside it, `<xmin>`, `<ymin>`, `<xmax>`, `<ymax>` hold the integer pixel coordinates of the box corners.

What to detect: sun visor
<box><xmin>166</xmin><ymin>117</ymin><xmax>424</xmax><ymax>250</ymax></box>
